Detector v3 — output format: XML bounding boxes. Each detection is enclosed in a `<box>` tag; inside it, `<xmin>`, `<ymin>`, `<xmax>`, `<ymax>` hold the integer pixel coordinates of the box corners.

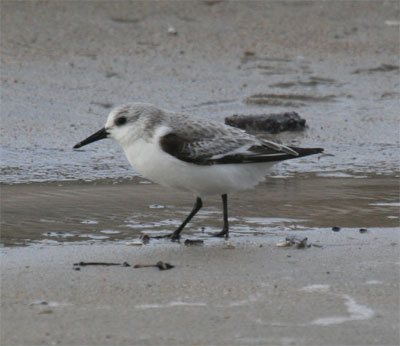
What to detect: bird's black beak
<box><xmin>73</xmin><ymin>128</ymin><xmax>109</xmax><ymax>149</ymax></box>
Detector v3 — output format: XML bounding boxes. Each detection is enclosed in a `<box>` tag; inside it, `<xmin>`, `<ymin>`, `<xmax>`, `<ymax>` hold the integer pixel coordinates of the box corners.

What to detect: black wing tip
<box><xmin>313</xmin><ymin>147</ymin><xmax>324</xmax><ymax>154</ymax></box>
<box><xmin>292</xmin><ymin>147</ymin><xmax>324</xmax><ymax>157</ymax></box>
<box><xmin>73</xmin><ymin>142</ymin><xmax>82</xmax><ymax>149</ymax></box>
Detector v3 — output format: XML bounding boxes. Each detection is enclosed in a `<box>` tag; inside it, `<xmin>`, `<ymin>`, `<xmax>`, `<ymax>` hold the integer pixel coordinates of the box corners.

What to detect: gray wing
<box><xmin>159</xmin><ymin>114</ymin><xmax>305</xmax><ymax>165</ymax></box>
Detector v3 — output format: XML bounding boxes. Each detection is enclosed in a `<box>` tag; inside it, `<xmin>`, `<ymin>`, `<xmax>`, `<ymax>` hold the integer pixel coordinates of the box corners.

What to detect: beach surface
<box><xmin>1</xmin><ymin>1</ymin><xmax>399</xmax><ymax>345</ymax></box>
<box><xmin>1</xmin><ymin>225</ymin><xmax>398</xmax><ymax>345</ymax></box>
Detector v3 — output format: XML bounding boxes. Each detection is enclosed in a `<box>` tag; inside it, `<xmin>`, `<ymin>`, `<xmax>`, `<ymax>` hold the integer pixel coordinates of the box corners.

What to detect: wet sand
<box><xmin>1</xmin><ymin>1</ymin><xmax>400</xmax><ymax>345</ymax></box>
<box><xmin>1</xmin><ymin>176</ymin><xmax>400</xmax><ymax>345</ymax></box>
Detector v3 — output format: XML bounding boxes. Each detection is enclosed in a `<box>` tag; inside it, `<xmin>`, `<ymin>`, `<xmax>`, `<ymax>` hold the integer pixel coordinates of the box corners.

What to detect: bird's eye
<box><xmin>115</xmin><ymin>116</ymin><xmax>127</xmax><ymax>126</ymax></box>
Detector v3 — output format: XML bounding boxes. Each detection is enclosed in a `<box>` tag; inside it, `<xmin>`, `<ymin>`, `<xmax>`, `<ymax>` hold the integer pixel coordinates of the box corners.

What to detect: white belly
<box><xmin>123</xmin><ymin>139</ymin><xmax>275</xmax><ymax>197</ymax></box>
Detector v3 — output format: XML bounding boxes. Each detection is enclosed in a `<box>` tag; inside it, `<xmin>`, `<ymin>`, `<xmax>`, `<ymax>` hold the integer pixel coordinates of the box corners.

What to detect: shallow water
<box><xmin>1</xmin><ymin>173</ymin><xmax>398</xmax><ymax>247</ymax></box>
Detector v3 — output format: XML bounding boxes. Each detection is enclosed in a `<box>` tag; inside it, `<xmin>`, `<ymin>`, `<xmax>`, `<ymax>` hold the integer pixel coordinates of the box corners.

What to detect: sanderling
<box><xmin>74</xmin><ymin>103</ymin><xmax>323</xmax><ymax>240</ymax></box>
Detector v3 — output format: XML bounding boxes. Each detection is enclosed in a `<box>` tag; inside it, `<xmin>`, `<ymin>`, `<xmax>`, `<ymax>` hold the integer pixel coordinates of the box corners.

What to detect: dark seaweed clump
<box><xmin>225</xmin><ymin>112</ymin><xmax>306</xmax><ymax>134</ymax></box>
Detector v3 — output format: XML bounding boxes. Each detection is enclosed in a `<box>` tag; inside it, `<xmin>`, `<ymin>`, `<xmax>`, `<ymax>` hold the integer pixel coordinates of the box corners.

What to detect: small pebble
<box><xmin>244</xmin><ymin>50</ymin><xmax>255</xmax><ymax>56</ymax></box>
<box><xmin>359</xmin><ymin>228</ymin><xmax>368</xmax><ymax>233</ymax></box>
<box><xmin>126</xmin><ymin>241</ymin><xmax>143</xmax><ymax>246</ymax></box>
<box><xmin>149</xmin><ymin>204</ymin><xmax>165</xmax><ymax>209</ymax></box>
<box><xmin>276</xmin><ymin>240</ymin><xmax>292</xmax><ymax>247</ymax></box>
<box><xmin>30</xmin><ymin>300</ymin><xmax>48</xmax><ymax>306</ymax></box>
<box><xmin>167</xmin><ymin>26</ymin><xmax>177</xmax><ymax>35</ymax></box>
<box><xmin>332</xmin><ymin>226</ymin><xmax>341</xmax><ymax>232</ymax></box>
<box><xmin>224</xmin><ymin>242</ymin><xmax>235</xmax><ymax>249</ymax></box>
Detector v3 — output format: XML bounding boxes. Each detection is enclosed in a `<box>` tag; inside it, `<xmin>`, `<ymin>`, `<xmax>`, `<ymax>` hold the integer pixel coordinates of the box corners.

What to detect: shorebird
<box><xmin>74</xmin><ymin>103</ymin><xmax>323</xmax><ymax>240</ymax></box>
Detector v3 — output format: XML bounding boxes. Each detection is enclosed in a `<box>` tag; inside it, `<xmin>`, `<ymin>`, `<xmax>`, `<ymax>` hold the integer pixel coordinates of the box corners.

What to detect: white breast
<box><xmin>122</xmin><ymin>127</ymin><xmax>275</xmax><ymax>197</ymax></box>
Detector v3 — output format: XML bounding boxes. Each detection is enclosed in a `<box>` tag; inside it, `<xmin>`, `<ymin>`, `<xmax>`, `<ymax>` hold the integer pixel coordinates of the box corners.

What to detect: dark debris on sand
<box><xmin>225</xmin><ymin>112</ymin><xmax>306</xmax><ymax>134</ymax></box>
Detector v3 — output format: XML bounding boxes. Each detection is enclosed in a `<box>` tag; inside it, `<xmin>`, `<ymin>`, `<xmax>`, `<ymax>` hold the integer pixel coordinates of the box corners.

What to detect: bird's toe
<box><xmin>213</xmin><ymin>229</ymin><xmax>229</xmax><ymax>238</ymax></box>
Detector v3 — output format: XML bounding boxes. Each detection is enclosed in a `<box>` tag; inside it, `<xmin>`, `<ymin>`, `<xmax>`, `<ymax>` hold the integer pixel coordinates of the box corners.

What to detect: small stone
<box><xmin>224</xmin><ymin>242</ymin><xmax>235</xmax><ymax>249</ymax></box>
<box><xmin>332</xmin><ymin>226</ymin><xmax>341</xmax><ymax>232</ymax></box>
<box><xmin>126</xmin><ymin>241</ymin><xmax>143</xmax><ymax>246</ymax></box>
<box><xmin>244</xmin><ymin>50</ymin><xmax>255</xmax><ymax>56</ymax></box>
<box><xmin>359</xmin><ymin>228</ymin><xmax>368</xmax><ymax>233</ymax></box>
<box><xmin>277</xmin><ymin>240</ymin><xmax>292</xmax><ymax>247</ymax></box>
<box><xmin>167</xmin><ymin>26</ymin><xmax>177</xmax><ymax>35</ymax></box>
<box><xmin>149</xmin><ymin>204</ymin><xmax>165</xmax><ymax>209</ymax></box>
<box><xmin>30</xmin><ymin>300</ymin><xmax>48</xmax><ymax>306</ymax></box>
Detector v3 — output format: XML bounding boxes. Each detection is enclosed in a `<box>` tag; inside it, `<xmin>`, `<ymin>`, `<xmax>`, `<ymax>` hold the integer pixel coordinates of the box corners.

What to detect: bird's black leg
<box><xmin>165</xmin><ymin>197</ymin><xmax>203</xmax><ymax>241</ymax></box>
<box><xmin>214</xmin><ymin>194</ymin><xmax>229</xmax><ymax>238</ymax></box>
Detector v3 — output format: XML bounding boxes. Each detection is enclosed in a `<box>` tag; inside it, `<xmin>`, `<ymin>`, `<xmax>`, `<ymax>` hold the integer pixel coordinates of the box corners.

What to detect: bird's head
<box><xmin>73</xmin><ymin>103</ymin><xmax>162</xmax><ymax>149</ymax></box>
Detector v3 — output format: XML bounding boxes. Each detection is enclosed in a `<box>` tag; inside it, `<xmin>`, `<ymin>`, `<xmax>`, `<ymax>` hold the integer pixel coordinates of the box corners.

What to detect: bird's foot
<box><xmin>213</xmin><ymin>228</ymin><xmax>229</xmax><ymax>239</ymax></box>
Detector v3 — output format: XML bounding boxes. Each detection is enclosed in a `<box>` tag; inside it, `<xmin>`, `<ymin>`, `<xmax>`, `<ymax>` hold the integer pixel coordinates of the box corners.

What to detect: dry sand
<box><xmin>1</xmin><ymin>228</ymin><xmax>398</xmax><ymax>345</ymax></box>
